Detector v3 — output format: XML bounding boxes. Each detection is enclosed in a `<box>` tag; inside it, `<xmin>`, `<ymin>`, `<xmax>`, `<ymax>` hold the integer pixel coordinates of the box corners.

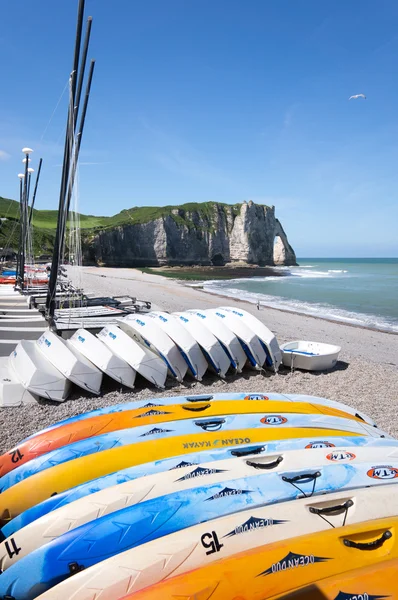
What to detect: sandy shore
<box><xmin>1</xmin><ymin>265</ymin><xmax>397</xmax><ymax>452</ymax></box>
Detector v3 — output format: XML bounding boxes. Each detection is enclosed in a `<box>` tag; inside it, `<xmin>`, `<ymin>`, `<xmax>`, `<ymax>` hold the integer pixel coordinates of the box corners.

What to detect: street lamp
<box><xmin>19</xmin><ymin>148</ymin><xmax>34</xmax><ymax>289</ymax></box>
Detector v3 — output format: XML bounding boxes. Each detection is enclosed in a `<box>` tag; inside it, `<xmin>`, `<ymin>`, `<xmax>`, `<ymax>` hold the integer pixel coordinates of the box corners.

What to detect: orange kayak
<box><xmin>270</xmin><ymin>557</ymin><xmax>398</xmax><ymax>599</ymax></box>
<box><xmin>0</xmin><ymin>399</ymin><xmax>360</xmax><ymax>477</ymax></box>
<box><xmin>124</xmin><ymin>516</ymin><xmax>397</xmax><ymax>600</ymax></box>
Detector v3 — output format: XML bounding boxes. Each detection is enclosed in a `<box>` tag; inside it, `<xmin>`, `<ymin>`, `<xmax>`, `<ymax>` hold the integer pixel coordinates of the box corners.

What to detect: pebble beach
<box><xmin>1</xmin><ymin>265</ymin><xmax>397</xmax><ymax>453</ymax></box>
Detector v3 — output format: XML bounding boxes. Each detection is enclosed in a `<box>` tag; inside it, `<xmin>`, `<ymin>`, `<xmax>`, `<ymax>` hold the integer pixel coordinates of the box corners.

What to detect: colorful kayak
<box><xmin>0</xmin><ymin>425</ymin><xmax>365</xmax><ymax>524</ymax></box>
<box><xmin>0</xmin><ymin>399</ymin><xmax>363</xmax><ymax>478</ymax></box>
<box><xmin>1</xmin><ymin>464</ymin><xmax>397</xmax><ymax>599</ymax></box>
<box><xmin>5</xmin><ymin>435</ymin><xmax>396</xmax><ymax>538</ymax></box>
<box><xmin>117</xmin><ymin>516</ymin><xmax>397</xmax><ymax>600</ymax></box>
<box><xmin>32</xmin><ymin>484</ymin><xmax>398</xmax><ymax>600</ymax></box>
<box><xmin>3</xmin><ymin>445</ymin><xmax>398</xmax><ymax>570</ymax></box>
<box><xmin>268</xmin><ymin>558</ymin><xmax>398</xmax><ymax>599</ymax></box>
<box><xmin>1</xmin><ymin>412</ymin><xmax>382</xmax><ymax>495</ymax></box>
<box><xmin>19</xmin><ymin>392</ymin><xmax>377</xmax><ymax>443</ymax></box>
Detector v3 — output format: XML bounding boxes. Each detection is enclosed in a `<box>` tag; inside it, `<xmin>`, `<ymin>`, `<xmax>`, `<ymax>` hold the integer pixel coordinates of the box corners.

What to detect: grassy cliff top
<box><xmin>0</xmin><ymin>197</ymin><xmax>247</xmax><ymax>231</ymax></box>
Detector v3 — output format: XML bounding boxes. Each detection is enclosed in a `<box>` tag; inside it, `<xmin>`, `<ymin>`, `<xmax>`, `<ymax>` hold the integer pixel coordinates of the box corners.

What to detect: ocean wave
<box><xmin>201</xmin><ymin>283</ymin><xmax>398</xmax><ymax>333</ymax></box>
<box><xmin>328</xmin><ymin>269</ymin><xmax>348</xmax><ymax>274</ymax></box>
<box><xmin>290</xmin><ymin>269</ymin><xmax>333</xmax><ymax>278</ymax></box>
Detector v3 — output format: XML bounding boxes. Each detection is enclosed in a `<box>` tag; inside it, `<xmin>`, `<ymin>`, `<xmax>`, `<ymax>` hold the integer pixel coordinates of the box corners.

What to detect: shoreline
<box><xmin>82</xmin><ymin>266</ymin><xmax>397</xmax><ymax>336</ymax></box>
<box><xmin>198</xmin><ymin>286</ymin><xmax>398</xmax><ymax>337</ymax></box>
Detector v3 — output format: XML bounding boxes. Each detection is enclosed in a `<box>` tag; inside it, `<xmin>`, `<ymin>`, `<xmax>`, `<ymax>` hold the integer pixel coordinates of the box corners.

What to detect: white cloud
<box><xmin>0</xmin><ymin>149</ymin><xmax>10</xmax><ymax>161</ymax></box>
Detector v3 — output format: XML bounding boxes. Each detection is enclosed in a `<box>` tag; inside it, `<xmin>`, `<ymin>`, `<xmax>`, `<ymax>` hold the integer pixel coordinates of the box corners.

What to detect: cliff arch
<box><xmin>273</xmin><ymin>220</ymin><xmax>297</xmax><ymax>265</ymax></box>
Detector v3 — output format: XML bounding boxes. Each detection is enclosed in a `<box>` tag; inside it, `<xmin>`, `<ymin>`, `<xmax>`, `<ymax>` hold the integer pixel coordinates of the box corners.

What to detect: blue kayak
<box><xmin>19</xmin><ymin>392</ymin><xmax>289</xmax><ymax>441</ymax></box>
<box><xmin>0</xmin><ymin>412</ymin><xmax>382</xmax><ymax>493</ymax></box>
<box><xmin>3</xmin><ymin>435</ymin><xmax>397</xmax><ymax>539</ymax></box>
<box><xmin>19</xmin><ymin>391</ymin><xmax>376</xmax><ymax>442</ymax></box>
<box><xmin>1</xmin><ymin>461</ymin><xmax>396</xmax><ymax>600</ymax></box>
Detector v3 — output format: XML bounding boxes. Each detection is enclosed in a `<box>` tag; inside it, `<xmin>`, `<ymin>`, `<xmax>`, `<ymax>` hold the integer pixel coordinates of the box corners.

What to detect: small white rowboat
<box><xmin>281</xmin><ymin>340</ymin><xmax>341</xmax><ymax>371</ymax></box>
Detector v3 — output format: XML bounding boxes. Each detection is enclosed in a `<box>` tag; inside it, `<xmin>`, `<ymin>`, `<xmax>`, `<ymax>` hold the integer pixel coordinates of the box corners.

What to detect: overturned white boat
<box><xmin>67</xmin><ymin>329</ymin><xmax>136</xmax><ymax>389</ymax></box>
<box><xmin>150</xmin><ymin>311</ymin><xmax>208</xmax><ymax>381</ymax></box>
<box><xmin>8</xmin><ymin>340</ymin><xmax>72</xmax><ymax>402</ymax></box>
<box><xmin>97</xmin><ymin>326</ymin><xmax>167</xmax><ymax>389</ymax></box>
<box><xmin>173</xmin><ymin>311</ymin><xmax>231</xmax><ymax>377</ymax></box>
<box><xmin>0</xmin><ymin>357</ymin><xmax>38</xmax><ymax>407</ymax></box>
<box><xmin>205</xmin><ymin>307</ymin><xmax>266</xmax><ymax>370</ymax></box>
<box><xmin>281</xmin><ymin>340</ymin><xmax>341</xmax><ymax>371</ymax></box>
<box><xmin>220</xmin><ymin>306</ymin><xmax>282</xmax><ymax>371</ymax></box>
<box><xmin>36</xmin><ymin>330</ymin><xmax>103</xmax><ymax>395</ymax></box>
<box><xmin>186</xmin><ymin>309</ymin><xmax>247</xmax><ymax>372</ymax></box>
<box><xmin>117</xmin><ymin>314</ymin><xmax>187</xmax><ymax>382</ymax></box>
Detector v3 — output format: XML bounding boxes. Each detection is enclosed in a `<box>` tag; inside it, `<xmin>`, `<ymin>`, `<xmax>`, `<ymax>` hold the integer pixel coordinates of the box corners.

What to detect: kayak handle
<box><xmin>246</xmin><ymin>456</ymin><xmax>284</xmax><ymax>470</ymax></box>
<box><xmin>309</xmin><ymin>499</ymin><xmax>354</xmax><ymax>515</ymax></box>
<box><xmin>181</xmin><ymin>403</ymin><xmax>212</xmax><ymax>412</ymax></box>
<box><xmin>194</xmin><ymin>418</ymin><xmax>226</xmax><ymax>431</ymax></box>
<box><xmin>186</xmin><ymin>395</ymin><xmax>214</xmax><ymax>402</ymax></box>
<box><xmin>282</xmin><ymin>471</ymin><xmax>321</xmax><ymax>484</ymax></box>
<box><xmin>344</xmin><ymin>530</ymin><xmax>392</xmax><ymax>550</ymax></box>
<box><xmin>230</xmin><ymin>446</ymin><xmax>265</xmax><ymax>457</ymax></box>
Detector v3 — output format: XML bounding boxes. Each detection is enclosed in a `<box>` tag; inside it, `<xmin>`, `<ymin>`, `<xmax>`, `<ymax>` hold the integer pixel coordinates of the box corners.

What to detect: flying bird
<box><xmin>349</xmin><ymin>94</ymin><xmax>366</xmax><ymax>100</ymax></box>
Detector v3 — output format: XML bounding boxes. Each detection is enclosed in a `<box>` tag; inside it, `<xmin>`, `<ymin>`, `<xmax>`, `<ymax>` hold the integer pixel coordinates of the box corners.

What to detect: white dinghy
<box><xmin>186</xmin><ymin>309</ymin><xmax>247</xmax><ymax>372</ymax></box>
<box><xmin>173</xmin><ymin>311</ymin><xmax>231</xmax><ymax>377</ymax></box>
<box><xmin>205</xmin><ymin>307</ymin><xmax>266</xmax><ymax>370</ymax></box>
<box><xmin>97</xmin><ymin>326</ymin><xmax>167</xmax><ymax>389</ymax></box>
<box><xmin>67</xmin><ymin>329</ymin><xmax>136</xmax><ymax>389</ymax></box>
<box><xmin>0</xmin><ymin>357</ymin><xmax>38</xmax><ymax>407</ymax></box>
<box><xmin>220</xmin><ymin>306</ymin><xmax>282</xmax><ymax>371</ymax></box>
<box><xmin>117</xmin><ymin>314</ymin><xmax>187</xmax><ymax>382</ymax></box>
<box><xmin>8</xmin><ymin>340</ymin><xmax>72</xmax><ymax>402</ymax></box>
<box><xmin>36</xmin><ymin>330</ymin><xmax>103</xmax><ymax>395</ymax></box>
<box><xmin>150</xmin><ymin>311</ymin><xmax>208</xmax><ymax>381</ymax></box>
<box><xmin>281</xmin><ymin>340</ymin><xmax>341</xmax><ymax>371</ymax></box>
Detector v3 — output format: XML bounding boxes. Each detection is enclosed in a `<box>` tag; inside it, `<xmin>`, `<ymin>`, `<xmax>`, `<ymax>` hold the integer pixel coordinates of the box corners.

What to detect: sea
<box><xmin>197</xmin><ymin>258</ymin><xmax>398</xmax><ymax>334</ymax></box>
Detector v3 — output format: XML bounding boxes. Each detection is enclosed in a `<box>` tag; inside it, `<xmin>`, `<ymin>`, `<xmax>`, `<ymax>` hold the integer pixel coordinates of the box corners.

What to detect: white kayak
<box><xmin>173</xmin><ymin>312</ymin><xmax>231</xmax><ymax>377</ymax></box>
<box><xmin>117</xmin><ymin>314</ymin><xmax>187</xmax><ymax>382</ymax></box>
<box><xmin>220</xmin><ymin>306</ymin><xmax>282</xmax><ymax>370</ymax></box>
<box><xmin>186</xmin><ymin>309</ymin><xmax>247</xmax><ymax>372</ymax></box>
<box><xmin>3</xmin><ymin>444</ymin><xmax>398</xmax><ymax>571</ymax></box>
<box><xmin>150</xmin><ymin>311</ymin><xmax>207</xmax><ymax>381</ymax></box>
<box><xmin>8</xmin><ymin>340</ymin><xmax>72</xmax><ymax>402</ymax></box>
<box><xmin>97</xmin><ymin>326</ymin><xmax>167</xmax><ymax>389</ymax></box>
<box><xmin>281</xmin><ymin>340</ymin><xmax>341</xmax><ymax>371</ymax></box>
<box><xmin>36</xmin><ymin>330</ymin><xmax>103</xmax><ymax>395</ymax></box>
<box><xmin>205</xmin><ymin>307</ymin><xmax>266</xmax><ymax>369</ymax></box>
<box><xmin>34</xmin><ymin>482</ymin><xmax>398</xmax><ymax>600</ymax></box>
<box><xmin>67</xmin><ymin>329</ymin><xmax>136</xmax><ymax>389</ymax></box>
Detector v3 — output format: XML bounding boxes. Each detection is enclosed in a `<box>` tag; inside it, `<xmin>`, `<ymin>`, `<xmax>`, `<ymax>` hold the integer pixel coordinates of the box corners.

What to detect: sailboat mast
<box><xmin>46</xmin><ymin>0</ymin><xmax>86</xmax><ymax>323</ymax></box>
<box><xmin>59</xmin><ymin>17</ymin><xmax>94</xmax><ymax>257</ymax></box>
<box><xmin>60</xmin><ymin>58</ymin><xmax>95</xmax><ymax>259</ymax></box>
<box><xmin>29</xmin><ymin>158</ymin><xmax>43</xmax><ymax>225</ymax></box>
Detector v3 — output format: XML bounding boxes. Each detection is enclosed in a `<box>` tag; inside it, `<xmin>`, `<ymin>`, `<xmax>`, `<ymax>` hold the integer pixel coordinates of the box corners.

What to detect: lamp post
<box><xmin>15</xmin><ymin>173</ymin><xmax>25</xmax><ymax>284</ymax></box>
<box><xmin>20</xmin><ymin>147</ymin><xmax>33</xmax><ymax>289</ymax></box>
<box><xmin>27</xmin><ymin>167</ymin><xmax>34</xmax><ymax>204</ymax></box>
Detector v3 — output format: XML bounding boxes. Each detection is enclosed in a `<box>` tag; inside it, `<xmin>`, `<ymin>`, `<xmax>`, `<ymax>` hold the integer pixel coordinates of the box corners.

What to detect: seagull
<box><xmin>349</xmin><ymin>94</ymin><xmax>366</xmax><ymax>100</ymax></box>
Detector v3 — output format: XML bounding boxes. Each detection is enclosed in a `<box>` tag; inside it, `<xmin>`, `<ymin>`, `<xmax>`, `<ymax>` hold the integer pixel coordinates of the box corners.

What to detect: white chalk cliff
<box><xmin>85</xmin><ymin>200</ymin><xmax>297</xmax><ymax>267</ymax></box>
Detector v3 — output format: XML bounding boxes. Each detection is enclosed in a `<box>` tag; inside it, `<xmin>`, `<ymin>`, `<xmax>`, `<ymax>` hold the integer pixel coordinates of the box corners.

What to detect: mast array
<box><xmin>46</xmin><ymin>0</ymin><xmax>95</xmax><ymax>326</ymax></box>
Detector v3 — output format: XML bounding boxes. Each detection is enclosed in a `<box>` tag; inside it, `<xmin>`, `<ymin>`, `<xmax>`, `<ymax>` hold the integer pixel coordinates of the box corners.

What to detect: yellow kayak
<box><xmin>124</xmin><ymin>516</ymin><xmax>397</xmax><ymax>600</ymax></box>
<box><xmin>0</xmin><ymin>425</ymin><xmax>361</xmax><ymax>522</ymax></box>
<box><xmin>270</xmin><ymin>557</ymin><xmax>398</xmax><ymax>599</ymax></box>
<box><xmin>0</xmin><ymin>399</ymin><xmax>358</xmax><ymax>478</ymax></box>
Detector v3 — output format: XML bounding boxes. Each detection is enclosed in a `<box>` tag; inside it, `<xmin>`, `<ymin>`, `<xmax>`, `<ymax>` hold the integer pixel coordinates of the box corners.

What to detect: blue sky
<box><xmin>1</xmin><ymin>0</ymin><xmax>398</xmax><ymax>256</ymax></box>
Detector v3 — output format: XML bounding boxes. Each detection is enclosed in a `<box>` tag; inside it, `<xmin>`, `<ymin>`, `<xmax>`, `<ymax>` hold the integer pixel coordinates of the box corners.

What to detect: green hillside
<box><xmin>0</xmin><ymin>197</ymin><xmax>244</xmax><ymax>255</ymax></box>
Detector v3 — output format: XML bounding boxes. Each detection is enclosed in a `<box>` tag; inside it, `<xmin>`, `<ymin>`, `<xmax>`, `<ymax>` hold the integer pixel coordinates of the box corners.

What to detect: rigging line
<box><xmin>2</xmin><ymin>219</ymin><xmax>20</xmax><ymax>252</ymax></box>
<box><xmin>40</xmin><ymin>77</ymin><xmax>71</xmax><ymax>142</ymax></box>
